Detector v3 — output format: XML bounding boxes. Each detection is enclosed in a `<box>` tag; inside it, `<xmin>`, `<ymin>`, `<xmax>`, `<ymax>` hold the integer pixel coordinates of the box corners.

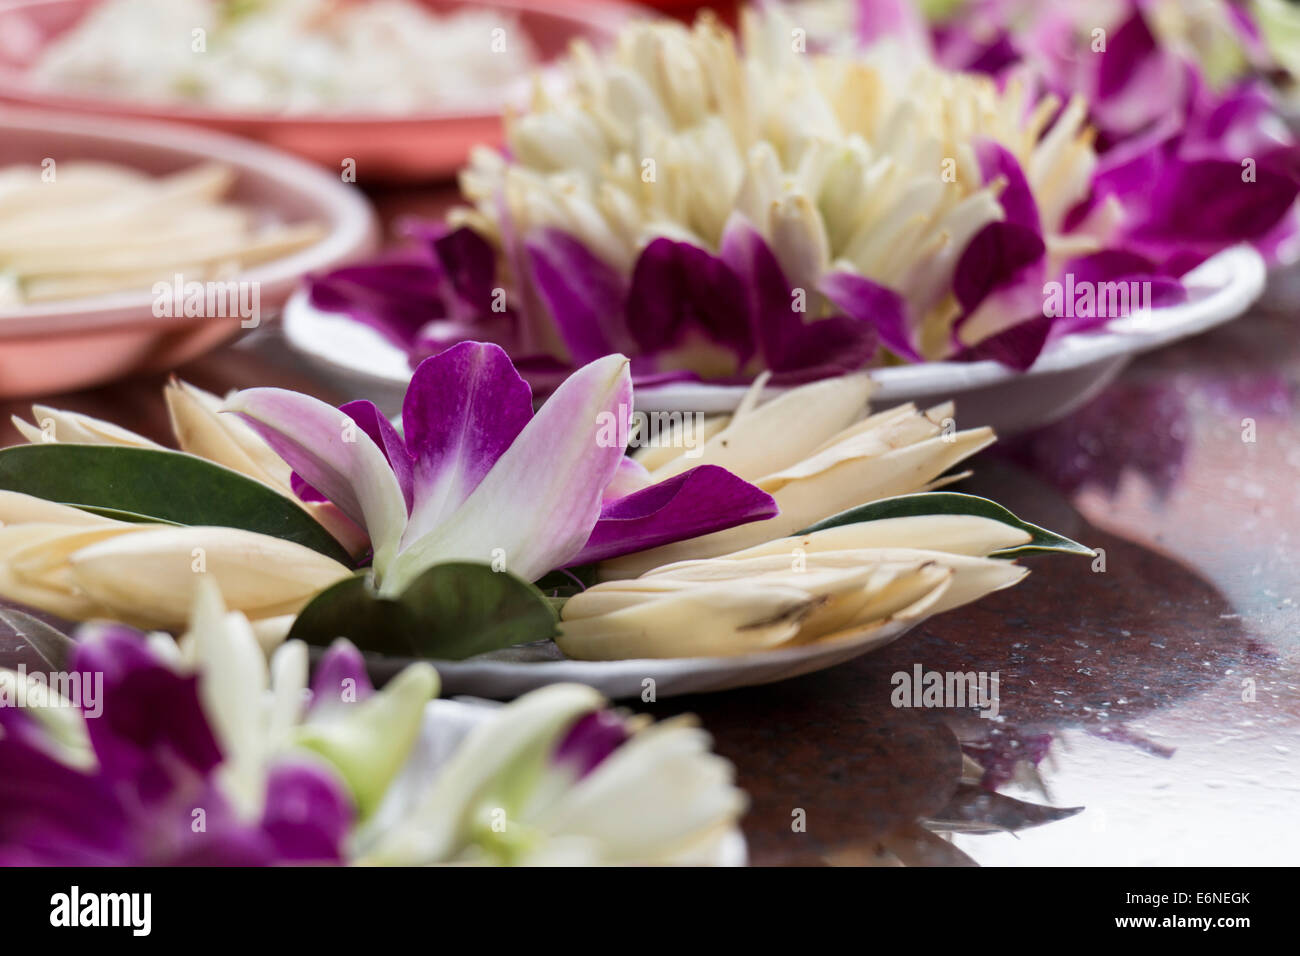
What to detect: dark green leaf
<box><xmin>796</xmin><ymin>492</ymin><xmax>1094</xmax><ymax>558</ymax></box>
<box><xmin>0</xmin><ymin>609</ymin><xmax>77</xmax><ymax>670</ymax></box>
<box><xmin>74</xmin><ymin>506</ymin><xmax>182</xmax><ymax>525</ymax></box>
<box><xmin>289</xmin><ymin>562</ymin><xmax>557</xmax><ymax>661</ymax></box>
<box><xmin>0</xmin><ymin>444</ymin><xmax>352</xmax><ymax>565</ymax></box>
<box><xmin>534</xmin><ymin>564</ymin><xmax>597</xmax><ymax>599</ymax></box>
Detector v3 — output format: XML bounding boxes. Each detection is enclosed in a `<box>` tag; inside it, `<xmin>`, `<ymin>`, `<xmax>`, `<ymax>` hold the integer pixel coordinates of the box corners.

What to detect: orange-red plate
<box><xmin>0</xmin><ymin>108</ymin><xmax>379</xmax><ymax>399</ymax></box>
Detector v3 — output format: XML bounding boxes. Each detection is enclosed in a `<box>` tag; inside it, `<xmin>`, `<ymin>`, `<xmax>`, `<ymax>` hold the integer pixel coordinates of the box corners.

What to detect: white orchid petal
<box><xmin>224</xmin><ymin>387</ymin><xmax>408</xmax><ymax>575</ymax></box>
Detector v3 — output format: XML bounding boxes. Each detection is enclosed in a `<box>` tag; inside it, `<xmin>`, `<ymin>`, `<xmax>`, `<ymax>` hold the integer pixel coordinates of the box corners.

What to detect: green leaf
<box><xmin>796</xmin><ymin>492</ymin><xmax>1094</xmax><ymax>558</ymax></box>
<box><xmin>0</xmin><ymin>444</ymin><xmax>352</xmax><ymax>565</ymax></box>
<box><xmin>0</xmin><ymin>609</ymin><xmax>77</xmax><ymax>671</ymax></box>
<box><xmin>288</xmin><ymin>562</ymin><xmax>557</xmax><ymax>661</ymax></box>
<box><xmin>74</xmin><ymin>506</ymin><xmax>183</xmax><ymax>525</ymax></box>
<box><xmin>534</xmin><ymin>564</ymin><xmax>597</xmax><ymax>599</ymax></box>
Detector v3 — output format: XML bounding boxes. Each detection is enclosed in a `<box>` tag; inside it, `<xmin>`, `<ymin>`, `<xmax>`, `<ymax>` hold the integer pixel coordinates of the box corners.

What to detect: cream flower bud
<box><xmin>561</xmin><ymin>531</ymin><xmax>1027</xmax><ymax>661</ymax></box>
<box><xmin>165</xmin><ymin>379</ymin><xmax>294</xmax><ymax>491</ymax></box>
<box><xmin>612</xmin><ymin>373</ymin><xmax>995</xmax><ymax>575</ymax></box>
<box><xmin>11</xmin><ymin>405</ymin><xmax>160</xmax><ymax>448</ymax></box>
<box><xmin>67</xmin><ymin>526</ymin><xmax>352</xmax><ymax>631</ymax></box>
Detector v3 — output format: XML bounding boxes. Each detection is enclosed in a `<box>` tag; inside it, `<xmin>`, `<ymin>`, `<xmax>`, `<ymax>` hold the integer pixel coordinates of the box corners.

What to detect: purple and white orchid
<box><xmin>0</xmin><ymin>588</ymin><xmax>746</xmax><ymax>866</ymax></box>
<box><xmin>907</xmin><ymin>0</ymin><xmax>1300</xmax><ymax>266</ymax></box>
<box><xmin>0</xmin><ymin>624</ymin><xmax>354</xmax><ymax>865</ymax></box>
<box><xmin>226</xmin><ymin>341</ymin><xmax>776</xmax><ymax>590</ymax></box>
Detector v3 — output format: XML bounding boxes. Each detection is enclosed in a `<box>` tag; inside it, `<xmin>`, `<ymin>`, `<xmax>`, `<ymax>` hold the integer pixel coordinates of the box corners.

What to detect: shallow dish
<box><xmin>0</xmin><ymin>108</ymin><xmax>378</xmax><ymax>399</ymax></box>
<box><xmin>283</xmin><ymin>244</ymin><xmax>1266</xmax><ymax>435</ymax></box>
<box><xmin>0</xmin><ymin>0</ymin><xmax>636</xmax><ymax>181</ymax></box>
<box><xmin>360</xmin><ymin>618</ymin><xmax>918</xmax><ymax>700</ymax></box>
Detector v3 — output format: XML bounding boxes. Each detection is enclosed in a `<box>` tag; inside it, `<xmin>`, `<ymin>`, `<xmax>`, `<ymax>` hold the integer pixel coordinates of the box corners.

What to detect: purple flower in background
<box><xmin>516</xmin><ymin>216</ymin><xmax>887</xmax><ymax>388</ymax></box>
<box><xmin>308</xmin><ymin>223</ymin><xmax>522</xmax><ymax>357</ymax></box>
<box><xmin>922</xmin><ymin>1</ymin><xmax>1300</xmax><ymax>267</ymax></box>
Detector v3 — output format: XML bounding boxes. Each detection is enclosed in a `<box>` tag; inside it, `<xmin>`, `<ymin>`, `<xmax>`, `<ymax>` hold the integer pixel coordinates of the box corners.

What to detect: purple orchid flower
<box><xmin>521</xmin><ymin>215</ymin><xmax>888</xmax><ymax>387</ymax></box>
<box><xmin>951</xmin><ymin>139</ymin><xmax>1191</xmax><ymax>366</ymax></box>
<box><xmin>924</xmin><ymin>2</ymin><xmax>1300</xmax><ymax>268</ymax></box>
<box><xmin>226</xmin><ymin>342</ymin><xmax>777</xmax><ymax>591</ymax></box>
<box><xmin>1087</xmin><ymin>74</ymin><xmax>1300</xmax><ymax>270</ymax></box>
<box><xmin>0</xmin><ymin>626</ymin><xmax>352</xmax><ymax>866</ymax></box>
<box><xmin>307</xmin><ymin>223</ymin><xmax>517</xmax><ymax>356</ymax></box>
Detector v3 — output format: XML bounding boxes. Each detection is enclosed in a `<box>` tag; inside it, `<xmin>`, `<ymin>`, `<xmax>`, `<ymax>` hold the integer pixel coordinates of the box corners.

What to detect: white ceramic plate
<box><xmin>283</xmin><ymin>244</ymin><xmax>1265</xmax><ymax>434</ymax></box>
<box><xmin>361</xmin><ymin>618</ymin><xmax>917</xmax><ymax>700</ymax></box>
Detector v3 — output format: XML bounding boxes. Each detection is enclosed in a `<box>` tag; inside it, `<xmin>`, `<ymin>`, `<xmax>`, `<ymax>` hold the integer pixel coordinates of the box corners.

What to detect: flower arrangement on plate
<box><xmin>909</xmin><ymin>0</ymin><xmax>1300</xmax><ymax>141</ymax></box>
<box><xmin>820</xmin><ymin>0</ymin><xmax>1300</xmax><ymax>261</ymax></box>
<box><xmin>294</xmin><ymin>4</ymin><xmax>1297</xmax><ymax>410</ymax></box>
<box><xmin>0</xmin><ymin>585</ymin><xmax>746</xmax><ymax>865</ymax></box>
<box><xmin>0</xmin><ymin>343</ymin><xmax>1089</xmax><ymax>697</ymax></box>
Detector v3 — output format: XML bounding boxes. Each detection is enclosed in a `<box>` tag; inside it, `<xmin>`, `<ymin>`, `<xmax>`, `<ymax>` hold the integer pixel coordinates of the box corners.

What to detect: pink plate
<box><xmin>0</xmin><ymin>107</ymin><xmax>378</xmax><ymax>399</ymax></box>
<box><xmin>0</xmin><ymin>0</ymin><xmax>639</xmax><ymax>181</ymax></box>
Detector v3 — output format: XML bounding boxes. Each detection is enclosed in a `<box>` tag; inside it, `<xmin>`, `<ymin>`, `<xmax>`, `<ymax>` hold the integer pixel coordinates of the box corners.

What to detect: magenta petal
<box><xmin>1184</xmin><ymin>82</ymin><xmax>1283</xmax><ymax>158</ymax></box>
<box><xmin>1052</xmin><ymin>250</ymin><xmax>1188</xmax><ymax>335</ymax></box>
<box><xmin>626</xmin><ymin>237</ymin><xmax>754</xmax><ymax>365</ymax></box>
<box><xmin>338</xmin><ymin>400</ymin><xmax>414</xmax><ymax>513</ymax></box>
<box><xmin>818</xmin><ymin>270</ymin><xmax>917</xmax><ymax>362</ymax></box>
<box><xmin>933</xmin><ymin>23</ymin><xmax>1019</xmax><ymax>75</ymax></box>
<box><xmin>721</xmin><ymin>215</ymin><xmax>878</xmax><ymax>379</ymax></box>
<box><xmin>291</xmin><ymin>471</ymin><xmax>329</xmax><ymax>504</ymax></box>
<box><xmin>310</xmin><ymin>224</ymin><xmax>515</xmax><ymax>362</ymax></box>
<box><xmin>225</xmin><ymin>386</ymin><xmax>409</xmax><ymax>569</ymax></box>
<box><xmin>765</xmin><ymin>316</ymin><xmax>880</xmax><ymax>384</ymax></box>
<box><xmin>1091</xmin><ymin>11</ymin><xmax>1189</xmax><ymax>142</ymax></box>
<box><xmin>72</xmin><ymin>627</ymin><xmax>223</xmax><ymax>796</ymax></box>
<box><xmin>428</xmin><ymin>226</ymin><xmax>500</xmax><ymax>319</ymax></box>
<box><xmin>259</xmin><ymin>760</ymin><xmax>353</xmax><ymax>863</ymax></box>
<box><xmin>719</xmin><ymin>215</ymin><xmax>790</xmax><ymax>350</ymax></box>
<box><xmin>953</xmin><ymin>220</ymin><xmax>1046</xmax><ymax>315</ymax></box>
<box><xmin>310</xmin><ymin>638</ymin><xmax>375</xmax><ymax>713</ymax></box>
<box><xmin>308</xmin><ymin>254</ymin><xmax>448</xmax><ymax>352</ymax></box>
<box><xmin>568</xmin><ymin>464</ymin><xmax>779</xmax><ymax>566</ymax></box>
<box><xmin>553</xmin><ymin>710</ymin><xmax>628</xmax><ymax>779</ymax></box>
<box><xmin>0</xmin><ymin>709</ymin><xmax>134</xmax><ymax>864</ymax></box>
<box><xmin>401</xmin><ymin>342</ymin><xmax>535</xmax><ymax>542</ymax></box>
<box><xmin>388</xmin><ymin>354</ymin><xmax>633</xmax><ymax>585</ymax></box>
<box><xmin>1131</xmin><ymin>159</ymin><xmax>1300</xmax><ymax>249</ymax></box>
<box><xmin>976</xmin><ymin>139</ymin><xmax>1041</xmax><ymax>232</ymax></box>
<box><xmin>2</xmin><ymin>626</ymin><xmax>354</xmax><ymax>867</ymax></box>
<box><xmin>525</xmin><ymin>228</ymin><xmax>633</xmax><ymax>363</ymax></box>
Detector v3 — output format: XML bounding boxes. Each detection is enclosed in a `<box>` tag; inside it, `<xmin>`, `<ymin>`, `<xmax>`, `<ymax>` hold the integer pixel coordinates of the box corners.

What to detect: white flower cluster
<box><xmin>457</xmin><ymin>7</ymin><xmax>1099</xmax><ymax>359</ymax></box>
